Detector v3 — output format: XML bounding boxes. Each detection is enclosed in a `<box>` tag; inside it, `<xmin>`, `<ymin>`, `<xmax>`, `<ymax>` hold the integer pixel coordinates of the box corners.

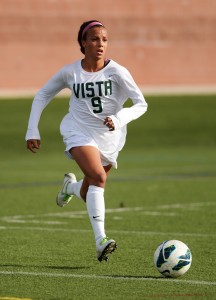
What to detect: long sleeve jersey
<box><xmin>26</xmin><ymin>59</ymin><xmax>148</xmax><ymax>164</ymax></box>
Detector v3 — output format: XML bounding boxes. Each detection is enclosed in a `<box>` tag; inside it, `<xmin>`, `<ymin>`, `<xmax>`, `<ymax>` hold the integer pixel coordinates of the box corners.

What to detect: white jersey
<box><xmin>26</xmin><ymin>59</ymin><xmax>148</xmax><ymax>167</ymax></box>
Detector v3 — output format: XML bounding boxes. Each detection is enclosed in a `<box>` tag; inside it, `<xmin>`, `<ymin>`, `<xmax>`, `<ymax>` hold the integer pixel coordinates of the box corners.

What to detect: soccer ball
<box><xmin>154</xmin><ymin>240</ymin><xmax>192</xmax><ymax>278</ymax></box>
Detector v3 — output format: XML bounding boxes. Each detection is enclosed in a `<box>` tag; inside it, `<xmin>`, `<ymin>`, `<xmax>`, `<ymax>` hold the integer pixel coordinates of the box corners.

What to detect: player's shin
<box><xmin>86</xmin><ymin>185</ymin><xmax>106</xmax><ymax>242</ymax></box>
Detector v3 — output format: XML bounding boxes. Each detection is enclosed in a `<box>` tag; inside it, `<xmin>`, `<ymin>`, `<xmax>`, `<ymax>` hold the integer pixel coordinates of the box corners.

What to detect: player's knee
<box><xmin>89</xmin><ymin>170</ymin><xmax>107</xmax><ymax>187</ymax></box>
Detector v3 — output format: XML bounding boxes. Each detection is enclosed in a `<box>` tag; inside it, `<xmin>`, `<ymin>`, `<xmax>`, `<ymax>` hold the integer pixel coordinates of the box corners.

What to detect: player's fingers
<box><xmin>27</xmin><ymin>143</ymin><xmax>36</xmax><ymax>153</ymax></box>
<box><xmin>26</xmin><ymin>140</ymin><xmax>36</xmax><ymax>153</ymax></box>
<box><xmin>103</xmin><ymin>117</ymin><xmax>110</xmax><ymax>125</ymax></box>
<box><xmin>35</xmin><ymin>139</ymin><xmax>41</xmax><ymax>148</ymax></box>
<box><xmin>104</xmin><ymin>117</ymin><xmax>115</xmax><ymax>131</ymax></box>
<box><xmin>26</xmin><ymin>139</ymin><xmax>40</xmax><ymax>153</ymax></box>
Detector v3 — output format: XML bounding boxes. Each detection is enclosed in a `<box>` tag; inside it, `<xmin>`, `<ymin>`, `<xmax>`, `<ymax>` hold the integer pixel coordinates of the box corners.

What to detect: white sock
<box><xmin>86</xmin><ymin>185</ymin><xmax>106</xmax><ymax>242</ymax></box>
<box><xmin>67</xmin><ymin>179</ymin><xmax>83</xmax><ymax>200</ymax></box>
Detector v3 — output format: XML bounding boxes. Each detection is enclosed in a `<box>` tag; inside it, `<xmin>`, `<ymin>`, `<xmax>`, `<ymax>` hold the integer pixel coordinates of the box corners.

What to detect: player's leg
<box><xmin>80</xmin><ymin>163</ymin><xmax>112</xmax><ymax>201</ymax></box>
<box><xmin>71</xmin><ymin>146</ymin><xmax>117</xmax><ymax>261</ymax></box>
<box><xmin>70</xmin><ymin>145</ymin><xmax>107</xmax><ymax>241</ymax></box>
<box><xmin>71</xmin><ymin>146</ymin><xmax>108</xmax><ymax>187</ymax></box>
<box><xmin>56</xmin><ymin>147</ymin><xmax>112</xmax><ymax>205</ymax></box>
<box><xmin>57</xmin><ymin>165</ymin><xmax>112</xmax><ymax>206</ymax></box>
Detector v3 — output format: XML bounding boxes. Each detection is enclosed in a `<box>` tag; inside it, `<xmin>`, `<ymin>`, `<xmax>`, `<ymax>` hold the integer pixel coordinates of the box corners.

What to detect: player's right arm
<box><xmin>25</xmin><ymin>66</ymin><xmax>68</xmax><ymax>153</ymax></box>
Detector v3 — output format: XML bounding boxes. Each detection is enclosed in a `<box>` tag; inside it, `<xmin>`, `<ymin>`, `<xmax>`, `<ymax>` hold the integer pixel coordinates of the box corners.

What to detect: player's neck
<box><xmin>81</xmin><ymin>58</ymin><xmax>105</xmax><ymax>72</ymax></box>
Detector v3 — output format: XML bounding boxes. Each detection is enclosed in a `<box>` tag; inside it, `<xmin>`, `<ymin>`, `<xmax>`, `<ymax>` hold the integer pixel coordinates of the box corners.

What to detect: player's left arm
<box><xmin>107</xmin><ymin>68</ymin><xmax>148</xmax><ymax>130</ymax></box>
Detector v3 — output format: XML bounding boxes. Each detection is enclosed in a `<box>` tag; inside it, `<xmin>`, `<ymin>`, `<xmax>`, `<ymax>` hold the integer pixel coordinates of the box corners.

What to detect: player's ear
<box><xmin>81</xmin><ymin>40</ymin><xmax>86</xmax><ymax>49</ymax></box>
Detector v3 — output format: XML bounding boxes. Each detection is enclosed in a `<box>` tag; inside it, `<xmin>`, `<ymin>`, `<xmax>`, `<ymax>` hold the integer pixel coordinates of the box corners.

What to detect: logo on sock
<box><xmin>93</xmin><ymin>215</ymin><xmax>100</xmax><ymax>219</ymax></box>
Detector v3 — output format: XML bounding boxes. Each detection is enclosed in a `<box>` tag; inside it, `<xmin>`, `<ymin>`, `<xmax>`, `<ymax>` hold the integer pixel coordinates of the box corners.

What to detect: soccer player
<box><xmin>26</xmin><ymin>20</ymin><xmax>148</xmax><ymax>262</ymax></box>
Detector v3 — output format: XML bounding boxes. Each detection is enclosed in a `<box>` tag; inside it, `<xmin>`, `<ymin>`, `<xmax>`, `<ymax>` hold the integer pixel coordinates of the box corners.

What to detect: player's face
<box><xmin>82</xmin><ymin>27</ymin><xmax>108</xmax><ymax>60</ymax></box>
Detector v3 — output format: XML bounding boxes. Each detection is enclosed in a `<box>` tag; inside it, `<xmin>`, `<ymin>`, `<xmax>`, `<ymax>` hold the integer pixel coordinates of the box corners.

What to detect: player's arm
<box><xmin>25</xmin><ymin>67</ymin><xmax>68</xmax><ymax>153</ymax></box>
<box><xmin>107</xmin><ymin>68</ymin><xmax>148</xmax><ymax>130</ymax></box>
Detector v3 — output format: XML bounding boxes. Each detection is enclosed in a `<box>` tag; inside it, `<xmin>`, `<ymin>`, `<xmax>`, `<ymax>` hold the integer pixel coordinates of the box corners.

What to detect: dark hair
<box><xmin>77</xmin><ymin>20</ymin><xmax>104</xmax><ymax>54</ymax></box>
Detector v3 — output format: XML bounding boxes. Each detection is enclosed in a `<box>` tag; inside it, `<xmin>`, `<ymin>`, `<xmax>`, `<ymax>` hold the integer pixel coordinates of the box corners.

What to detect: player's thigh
<box><xmin>70</xmin><ymin>146</ymin><xmax>105</xmax><ymax>178</ymax></box>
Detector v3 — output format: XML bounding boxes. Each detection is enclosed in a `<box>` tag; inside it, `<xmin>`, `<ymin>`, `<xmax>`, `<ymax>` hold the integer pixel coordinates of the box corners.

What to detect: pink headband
<box><xmin>82</xmin><ymin>21</ymin><xmax>103</xmax><ymax>39</ymax></box>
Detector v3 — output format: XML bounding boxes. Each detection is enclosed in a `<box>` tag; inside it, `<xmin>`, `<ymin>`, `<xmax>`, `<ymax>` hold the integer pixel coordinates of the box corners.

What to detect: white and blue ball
<box><xmin>154</xmin><ymin>240</ymin><xmax>192</xmax><ymax>278</ymax></box>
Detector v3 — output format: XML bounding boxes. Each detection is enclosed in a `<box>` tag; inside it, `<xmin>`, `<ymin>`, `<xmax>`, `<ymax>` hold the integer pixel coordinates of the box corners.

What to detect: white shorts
<box><xmin>60</xmin><ymin>113</ymin><xmax>126</xmax><ymax>169</ymax></box>
<box><xmin>62</xmin><ymin>132</ymin><xmax>118</xmax><ymax>169</ymax></box>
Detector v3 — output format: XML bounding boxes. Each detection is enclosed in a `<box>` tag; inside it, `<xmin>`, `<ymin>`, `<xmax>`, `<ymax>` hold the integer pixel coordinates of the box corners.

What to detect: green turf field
<box><xmin>0</xmin><ymin>94</ymin><xmax>216</xmax><ymax>300</ymax></box>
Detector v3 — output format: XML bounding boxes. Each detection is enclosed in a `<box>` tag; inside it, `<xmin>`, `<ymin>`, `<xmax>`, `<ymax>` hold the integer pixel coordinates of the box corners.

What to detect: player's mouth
<box><xmin>97</xmin><ymin>49</ymin><xmax>103</xmax><ymax>55</ymax></box>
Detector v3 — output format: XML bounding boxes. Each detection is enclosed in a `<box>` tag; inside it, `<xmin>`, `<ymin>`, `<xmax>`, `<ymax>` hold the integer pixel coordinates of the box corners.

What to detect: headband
<box><xmin>82</xmin><ymin>21</ymin><xmax>103</xmax><ymax>39</ymax></box>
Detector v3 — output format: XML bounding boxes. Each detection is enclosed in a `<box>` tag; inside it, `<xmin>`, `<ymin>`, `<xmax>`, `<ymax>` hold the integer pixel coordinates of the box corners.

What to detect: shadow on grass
<box><xmin>46</xmin><ymin>265</ymin><xmax>90</xmax><ymax>270</ymax></box>
<box><xmin>0</xmin><ymin>264</ymin><xmax>90</xmax><ymax>270</ymax></box>
<box><xmin>105</xmin><ymin>274</ymin><xmax>166</xmax><ymax>280</ymax></box>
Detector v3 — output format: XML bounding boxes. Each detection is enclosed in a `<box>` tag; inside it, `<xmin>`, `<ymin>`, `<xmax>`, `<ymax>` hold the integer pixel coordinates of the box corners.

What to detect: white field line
<box><xmin>2</xmin><ymin>201</ymin><xmax>215</xmax><ymax>225</ymax></box>
<box><xmin>1</xmin><ymin>211</ymin><xmax>176</xmax><ymax>224</ymax></box>
<box><xmin>157</xmin><ymin>202</ymin><xmax>216</xmax><ymax>210</ymax></box>
<box><xmin>0</xmin><ymin>270</ymin><xmax>215</xmax><ymax>286</ymax></box>
<box><xmin>0</xmin><ymin>207</ymin><xmax>177</xmax><ymax>225</ymax></box>
<box><xmin>0</xmin><ymin>225</ymin><xmax>215</xmax><ymax>238</ymax></box>
<box><xmin>0</xmin><ymin>202</ymin><xmax>215</xmax><ymax>233</ymax></box>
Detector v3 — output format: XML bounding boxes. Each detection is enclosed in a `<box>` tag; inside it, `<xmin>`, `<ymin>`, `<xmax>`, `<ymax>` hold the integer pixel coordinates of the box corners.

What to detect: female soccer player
<box><xmin>26</xmin><ymin>20</ymin><xmax>148</xmax><ymax>262</ymax></box>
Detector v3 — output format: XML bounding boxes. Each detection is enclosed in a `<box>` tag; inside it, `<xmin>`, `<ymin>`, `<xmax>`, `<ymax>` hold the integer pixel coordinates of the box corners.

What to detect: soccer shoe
<box><xmin>96</xmin><ymin>237</ymin><xmax>117</xmax><ymax>262</ymax></box>
<box><xmin>56</xmin><ymin>173</ymin><xmax>77</xmax><ymax>207</ymax></box>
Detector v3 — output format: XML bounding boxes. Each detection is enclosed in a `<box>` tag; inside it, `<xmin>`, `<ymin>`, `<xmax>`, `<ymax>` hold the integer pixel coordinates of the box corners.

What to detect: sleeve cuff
<box><xmin>25</xmin><ymin>128</ymin><xmax>40</xmax><ymax>141</ymax></box>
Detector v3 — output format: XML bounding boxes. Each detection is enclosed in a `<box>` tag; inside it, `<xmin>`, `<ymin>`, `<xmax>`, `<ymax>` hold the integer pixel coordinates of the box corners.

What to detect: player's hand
<box><xmin>26</xmin><ymin>139</ymin><xmax>41</xmax><ymax>153</ymax></box>
<box><xmin>104</xmin><ymin>117</ymin><xmax>115</xmax><ymax>131</ymax></box>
